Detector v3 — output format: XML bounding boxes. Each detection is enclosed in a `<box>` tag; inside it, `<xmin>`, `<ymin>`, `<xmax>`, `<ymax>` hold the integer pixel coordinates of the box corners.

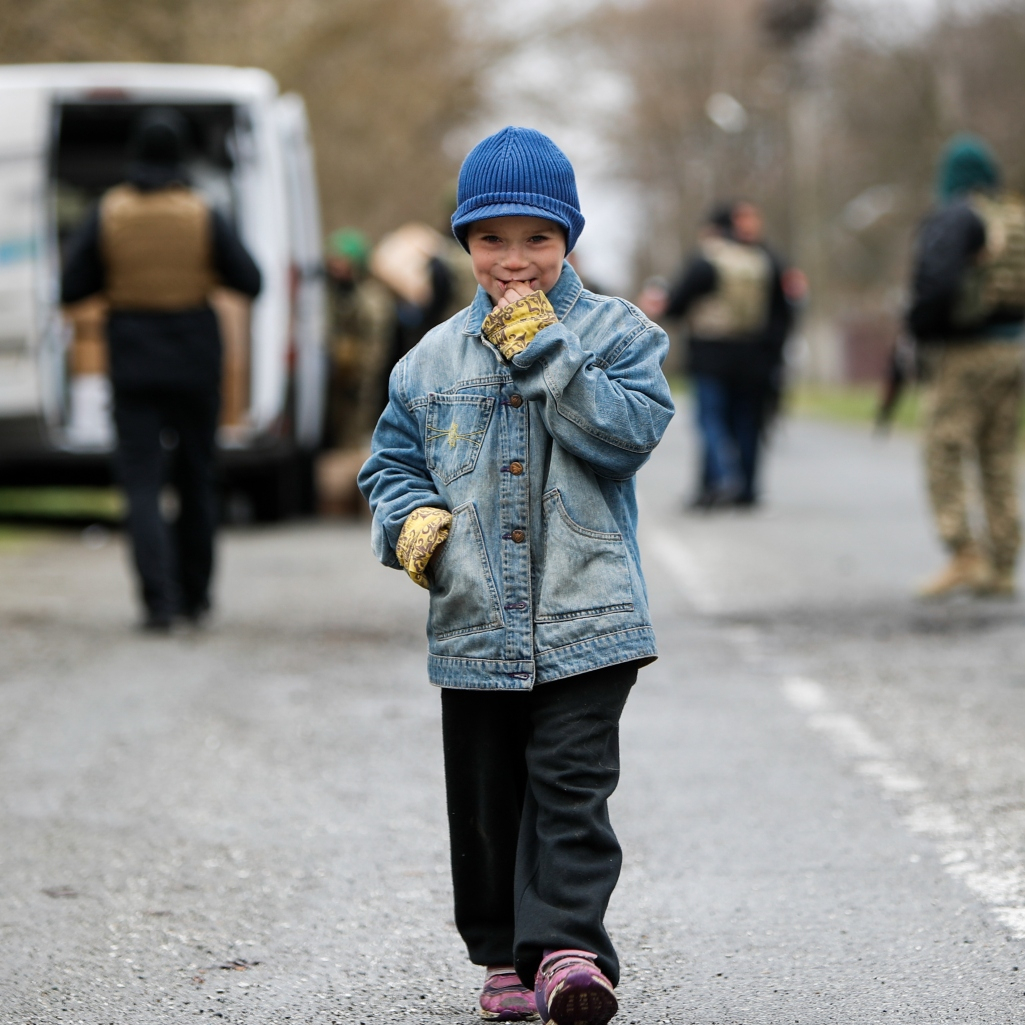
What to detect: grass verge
<box><xmin>789</xmin><ymin>383</ymin><xmax>922</xmax><ymax>432</ymax></box>
<box><xmin>0</xmin><ymin>488</ymin><xmax>124</xmax><ymax>521</ymax></box>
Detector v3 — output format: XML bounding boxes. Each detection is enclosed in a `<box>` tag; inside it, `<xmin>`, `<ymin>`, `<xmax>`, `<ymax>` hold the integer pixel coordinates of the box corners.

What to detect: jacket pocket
<box><xmin>535</xmin><ymin>489</ymin><xmax>634</xmax><ymax>623</ymax></box>
<box><xmin>428</xmin><ymin>501</ymin><xmax>504</xmax><ymax>639</ymax></box>
<box><xmin>425</xmin><ymin>393</ymin><xmax>495</xmax><ymax>485</ymax></box>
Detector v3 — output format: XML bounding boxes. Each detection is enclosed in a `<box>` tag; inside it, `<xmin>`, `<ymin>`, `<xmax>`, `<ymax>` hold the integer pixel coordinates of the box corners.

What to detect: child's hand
<box><xmin>396</xmin><ymin>506</ymin><xmax>452</xmax><ymax>589</ymax></box>
<box><xmin>481</xmin><ymin>289</ymin><xmax>558</xmax><ymax>361</ymax></box>
<box><xmin>494</xmin><ymin>280</ymin><xmax>535</xmax><ymax>311</ymax></box>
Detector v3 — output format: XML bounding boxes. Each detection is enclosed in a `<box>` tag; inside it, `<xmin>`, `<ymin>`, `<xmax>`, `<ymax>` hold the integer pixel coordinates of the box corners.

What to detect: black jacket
<box><xmin>665</xmin><ymin>246</ymin><xmax>791</xmax><ymax>379</ymax></box>
<box><xmin>61</xmin><ymin>186</ymin><xmax>261</xmax><ymax>392</ymax></box>
<box><xmin>907</xmin><ymin>199</ymin><xmax>1023</xmax><ymax>342</ymax></box>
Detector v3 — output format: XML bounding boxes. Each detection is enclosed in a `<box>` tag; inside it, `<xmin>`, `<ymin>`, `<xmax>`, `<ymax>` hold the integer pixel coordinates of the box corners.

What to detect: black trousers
<box><xmin>113</xmin><ymin>386</ymin><xmax>220</xmax><ymax>619</ymax></box>
<box><xmin>441</xmin><ymin>662</ymin><xmax>637</xmax><ymax>990</ymax></box>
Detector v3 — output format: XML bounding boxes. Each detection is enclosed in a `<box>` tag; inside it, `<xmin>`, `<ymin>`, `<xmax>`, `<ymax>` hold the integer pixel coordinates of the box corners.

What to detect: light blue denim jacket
<box><xmin>358</xmin><ymin>263</ymin><xmax>675</xmax><ymax>690</ymax></box>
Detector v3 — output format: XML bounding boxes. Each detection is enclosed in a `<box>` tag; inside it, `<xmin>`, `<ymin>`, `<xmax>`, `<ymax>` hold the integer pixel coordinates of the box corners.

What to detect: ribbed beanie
<box><xmin>937</xmin><ymin>134</ymin><xmax>1000</xmax><ymax>202</ymax></box>
<box><xmin>451</xmin><ymin>126</ymin><xmax>585</xmax><ymax>253</ymax></box>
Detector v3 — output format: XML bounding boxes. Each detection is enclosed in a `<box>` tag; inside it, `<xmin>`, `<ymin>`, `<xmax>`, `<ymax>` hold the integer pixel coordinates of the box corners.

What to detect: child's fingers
<box><xmin>494</xmin><ymin>282</ymin><xmax>536</xmax><ymax>310</ymax></box>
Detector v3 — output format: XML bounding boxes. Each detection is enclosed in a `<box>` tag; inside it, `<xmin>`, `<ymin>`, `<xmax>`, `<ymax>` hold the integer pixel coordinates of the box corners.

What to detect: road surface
<box><xmin>2</xmin><ymin>411</ymin><xmax>1025</xmax><ymax>1023</ymax></box>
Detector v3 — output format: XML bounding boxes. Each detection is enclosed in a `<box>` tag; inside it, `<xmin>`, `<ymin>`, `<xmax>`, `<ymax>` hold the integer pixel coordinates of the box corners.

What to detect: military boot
<box><xmin>917</xmin><ymin>545</ymin><xmax>989</xmax><ymax>599</ymax></box>
<box><xmin>974</xmin><ymin>564</ymin><xmax>1017</xmax><ymax>598</ymax></box>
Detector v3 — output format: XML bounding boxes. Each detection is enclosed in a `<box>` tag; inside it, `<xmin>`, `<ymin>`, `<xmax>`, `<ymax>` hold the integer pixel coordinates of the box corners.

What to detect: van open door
<box><xmin>274</xmin><ymin>93</ymin><xmax>326</xmax><ymax>451</ymax></box>
<box><xmin>0</xmin><ymin>87</ymin><xmax>57</xmax><ymax>453</ymax></box>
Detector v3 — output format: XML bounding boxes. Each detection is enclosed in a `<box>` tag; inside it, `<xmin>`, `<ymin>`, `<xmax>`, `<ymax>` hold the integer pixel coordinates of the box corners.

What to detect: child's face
<box><xmin>467</xmin><ymin>216</ymin><xmax>567</xmax><ymax>304</ymax></box>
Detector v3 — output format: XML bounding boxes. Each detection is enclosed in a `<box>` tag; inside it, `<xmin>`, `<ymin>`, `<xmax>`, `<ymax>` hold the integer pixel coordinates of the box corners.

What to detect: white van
<box><xmin>0</xmin><ymin>63</ymin><xmax>327</xmax><ymax>519</ymax></box>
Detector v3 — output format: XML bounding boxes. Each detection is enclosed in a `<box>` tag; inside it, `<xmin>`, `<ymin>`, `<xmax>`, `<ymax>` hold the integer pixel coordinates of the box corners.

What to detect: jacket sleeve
<box><xmin>907</xmin><ymin>204</ymin><xmax>986</xmax><ymax>339</ymax></box>
<box><xmin>211</xmin><ymin>211</ymin><xmax>263</xmax><ymax>298</ymax></box>
<box><xmin>60</xmin><ymin>206</ymin><xmax>105</xmax><ymax>305</ymax></box>
<box><xmin>664</xmin><ymin>255</ymin><xmax>717</xmax><ymax>319</ymax></box>
<box><xmin>508</xmin><ymin>306</ymin><xmax>675</xmax><ymax>481</ymax></box>
<box><xmin>357</xmin><ymin>358</ymin><xmax>445</xmax><ymax>568</ymax></box>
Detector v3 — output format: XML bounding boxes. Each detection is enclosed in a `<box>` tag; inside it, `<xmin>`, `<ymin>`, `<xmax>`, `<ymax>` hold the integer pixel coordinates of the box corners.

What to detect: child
<box><xmin>358</xmin><ymin>127</ymin><xmax>674</xmax><ymax>1025</ymax></box>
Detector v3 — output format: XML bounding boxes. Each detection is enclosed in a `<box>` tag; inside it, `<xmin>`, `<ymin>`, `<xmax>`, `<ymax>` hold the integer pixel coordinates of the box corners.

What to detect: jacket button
<box><xmin>509</xmin><ymin>461</ymin><xmax>524</xmax><ymax>476</ymax></box>
<box><xmin>508</xmin><ymin>394</ymin><xmax>523</xmax><ymax>408</ymax></box>
<box><xmin>511</xmin><ymin>529</ymin><xmax>526</xmax><ymax>543</ymax></box>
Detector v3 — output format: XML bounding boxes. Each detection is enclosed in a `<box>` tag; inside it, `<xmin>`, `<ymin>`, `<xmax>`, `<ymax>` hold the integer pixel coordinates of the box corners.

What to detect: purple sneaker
<box><xmin>533</xmin><ymin>950</ymin><xmax>618</xmax><ymax>1025</ymax></box>
<box><xmin>479</xmin><ymin>966</ymin><xmax>539</xmax><ymax>1021</ymax></box>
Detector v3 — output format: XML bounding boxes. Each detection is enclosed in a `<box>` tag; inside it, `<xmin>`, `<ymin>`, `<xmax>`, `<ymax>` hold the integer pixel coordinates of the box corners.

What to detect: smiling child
<box><xmin>358</xmin><ymin>126</ymin><xmax>674</xmax><ymax>1025</ymax></box>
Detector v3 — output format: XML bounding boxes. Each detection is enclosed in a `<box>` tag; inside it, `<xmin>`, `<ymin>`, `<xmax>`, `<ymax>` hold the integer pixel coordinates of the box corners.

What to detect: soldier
<box><xmin>643</xmin><ymin>202</ymin><xmax>792</xmax><ymax>508</ymax></box>
<box><xmin>324</xmin><ymin>228</ymin><xmax>396</xmax><ymax>449</ymax></box>
<box><xmin>909</xmin><ymin>135</ymin><xmax>1025</xmax><ymax>599</ymax></box>
<box><xmin>61</xmin><ymin>109</ymin><xmax>261</xmax><ymax>630</ymax></box>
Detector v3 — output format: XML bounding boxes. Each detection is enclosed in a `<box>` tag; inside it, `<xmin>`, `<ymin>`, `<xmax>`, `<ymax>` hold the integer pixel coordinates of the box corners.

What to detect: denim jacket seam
<box><xmin>534</xmin><ymin>624</ymin><xmax>657</xmax><ymax>658</ymax></box>
<box><xmin>442</xmin><ymin>374</ymin><xmax>512</xmax><ymax>392</ymax></box>
<box><xmin>427</xmin><ymin>392</ymin><xmax>494</xmax><ymax>406</ymax></box>
<box><xmin>535</xmin><ymin>359</ymin><xmax>655</xmax><ymax>454</ymax></box>
<box><xmin>605</xmin><ymin>323</ymin><xmax>654</xmax><ymax>367</ymax></box>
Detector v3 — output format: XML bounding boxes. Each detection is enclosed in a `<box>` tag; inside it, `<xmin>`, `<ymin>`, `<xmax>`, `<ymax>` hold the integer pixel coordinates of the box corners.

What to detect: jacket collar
<box><xmin>461</xmin><ymin>260</ymin><xmax>584</xmax><ymax>337</ymax></box>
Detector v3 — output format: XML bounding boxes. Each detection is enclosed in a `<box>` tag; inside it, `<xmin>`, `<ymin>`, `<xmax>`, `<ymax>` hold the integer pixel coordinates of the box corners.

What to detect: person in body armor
<box><xmin>61</xmin><ymin>110</ymin><xmax>262</xmax><ymax>630</ymax></box>
<box><xmin>645</xmin><ymin>202</ymin><xmax>791</xmax><ymax>508</ymax></box>
<box><xmin>909</xmin><ymin>135</ymin><xmax>1025</xmax><ymax>599</ymax></box>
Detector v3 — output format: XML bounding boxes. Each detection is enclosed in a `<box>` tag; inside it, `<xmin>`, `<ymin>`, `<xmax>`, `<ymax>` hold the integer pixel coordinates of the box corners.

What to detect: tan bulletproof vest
<box><xmin>688</xmin><ymin>237</ymin><xmax>772</xmax><ymax>339</ymax></box>
<box><xmin>100</xmin><ymin>184</ymin><xmax>216</xmax><ymax>310</ymax></box>
<box><xmin>953</xmin><ymin>192</ymin><xmax>1025</xmax><ymax>326</ymax></box>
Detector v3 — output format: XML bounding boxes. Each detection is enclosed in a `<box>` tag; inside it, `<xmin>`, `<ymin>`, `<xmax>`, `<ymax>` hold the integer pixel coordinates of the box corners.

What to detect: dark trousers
<box><xmin>441</xmin><ymin>662</ymin><xmax>637</xmax><ymax>990</ymax></box>
<box><xmin>113</xmin><ymin>387</ymin><xmax>220</xmax><ymax>619</ymax></box>
<box><xmin>693</xmin><ymin>373</ymin><xmax>766</xmax><ymax>503</ymax></box>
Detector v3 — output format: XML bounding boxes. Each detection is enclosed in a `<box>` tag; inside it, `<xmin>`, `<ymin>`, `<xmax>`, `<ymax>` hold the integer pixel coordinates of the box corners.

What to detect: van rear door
<box><xmin>0</xmin><ymin>87</ymin><xmax>55</xmax><ymax>440</ymax></box>
<box><xmin>274</xmin><ymin>93</ymin><xmax>326</xmax><ymax>451</ymax></box>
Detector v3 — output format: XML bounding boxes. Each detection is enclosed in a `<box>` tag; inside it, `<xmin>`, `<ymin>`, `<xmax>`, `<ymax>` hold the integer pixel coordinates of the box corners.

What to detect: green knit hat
<box><xmin>328</xmin><ymin>228</ymin><xmax>371</xmax><ymax>268</ymax></box>
<box><xmin>936</xmin><ymin>134</ymin><xmax>1000</xmax><ymax>202</ymax></box>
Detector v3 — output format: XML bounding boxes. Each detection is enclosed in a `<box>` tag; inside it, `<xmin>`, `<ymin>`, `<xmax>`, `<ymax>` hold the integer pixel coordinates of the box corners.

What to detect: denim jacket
<box><xmin>358</xmin><ymin>263</ymin><xmax>675</xmax><ymax>690</ymax></box>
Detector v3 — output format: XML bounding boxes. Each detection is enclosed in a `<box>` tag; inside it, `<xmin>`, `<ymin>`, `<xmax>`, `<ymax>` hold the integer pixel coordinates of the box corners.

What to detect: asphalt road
<box><xmin>2</xmin><ymin>410</ymin><xmax>1025</xmax><ymax>1024</ymax></box>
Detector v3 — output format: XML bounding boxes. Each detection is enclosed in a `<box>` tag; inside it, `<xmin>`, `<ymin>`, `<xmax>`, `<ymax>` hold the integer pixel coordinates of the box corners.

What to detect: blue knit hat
<box><xmin>451</xmin><ymin>126</ymin><xmax>585</xmax><ymax>253</ymax></box>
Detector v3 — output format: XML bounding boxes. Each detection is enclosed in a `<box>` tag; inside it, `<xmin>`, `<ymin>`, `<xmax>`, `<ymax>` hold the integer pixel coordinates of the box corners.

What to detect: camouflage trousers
<box><xmin>922</xmin><ymin>341</ymin><xmax>1024</xmax><ymax>571</ymax></box>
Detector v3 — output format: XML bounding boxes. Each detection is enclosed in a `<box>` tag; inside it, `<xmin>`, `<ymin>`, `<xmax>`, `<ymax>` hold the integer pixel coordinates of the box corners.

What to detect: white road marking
<box><xmin>782</xmin><ymin>674</ymin><xmax>1025</xmax><ymax>938</ymax></box>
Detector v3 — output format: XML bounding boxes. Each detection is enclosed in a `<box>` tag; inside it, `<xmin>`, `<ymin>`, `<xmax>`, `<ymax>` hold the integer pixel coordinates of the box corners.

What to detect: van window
<box><xmin>53</xmin><ymin>102</ymin><xmax>242</xmax><ymax>251</ymax></box>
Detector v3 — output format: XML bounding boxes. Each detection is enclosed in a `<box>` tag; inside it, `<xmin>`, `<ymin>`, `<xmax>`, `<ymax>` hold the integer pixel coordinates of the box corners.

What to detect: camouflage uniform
<box><xmin>327</xmin><ymin>275</ymin><xmax>396</xmax><ymax>449</ymax></box>
<box><xmin>923</xmin><ymin>341</ymin><xmax>1023</xmax><ymax>572</ymax></box>
<box><xmin>909</xmin><ymin>139</ymin><xmax>1025</xmax><ymax>595</ymax></box>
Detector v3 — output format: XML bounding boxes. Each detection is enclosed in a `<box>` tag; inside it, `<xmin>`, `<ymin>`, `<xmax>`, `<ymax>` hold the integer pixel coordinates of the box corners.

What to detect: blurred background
<box><xmin>5</xmin><ymin>5</ymin><xmax>1025</xmax><ymax>1020</ymax></box>
<box><xmin>1</xmin><ymin>0</ymin><xmax>1024</xmax><ymax>519</ymax></box>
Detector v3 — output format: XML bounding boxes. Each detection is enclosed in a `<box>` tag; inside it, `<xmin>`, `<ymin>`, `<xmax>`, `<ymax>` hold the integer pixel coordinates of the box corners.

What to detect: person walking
<box><xmin>909</xmin><ymin>135</ymin><xmax>1025</xmax><ymax>599</ymax></box>
<box><xmin>643</xmin><ymin>201</ymin><xmax>792</xmax><ymax>509</ymax></box>
<box><xmin>359</xmin><ymin>127</ymin><xmax>674</xmax><ymax>1024</ymax></box>
<box><xmin>61</xmin><ymin>109</ymin><xmax>262</xmax><ymax>630</ymax></box>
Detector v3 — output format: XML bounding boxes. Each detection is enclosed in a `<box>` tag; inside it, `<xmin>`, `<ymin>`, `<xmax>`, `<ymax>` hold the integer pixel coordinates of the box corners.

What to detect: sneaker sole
<box><xmin>480</xmin><ymin>1009</ymin><xmax>540</xmax><ymax>1022</ymax></box>
<box><xmin>545</xmin><ymin>970</ymin><xmax>618</xmax><ymax>1025</ymax></box>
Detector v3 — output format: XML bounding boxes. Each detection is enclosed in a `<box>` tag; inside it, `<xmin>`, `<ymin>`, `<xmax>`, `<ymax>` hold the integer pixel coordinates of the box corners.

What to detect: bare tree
<box><xmin>591</xmin><ymin>0</ymin><xmax>1025</xmax><ymax>322</ymax></box>
<box><xmin>0</xmin><ymin>0</ymin><xmax>483</xmax><ymax>239</ymax></box>
<box><xmin>590</xmin><ymin>0</ymin><xmax>793</xmax><ymax>281</ymax></box>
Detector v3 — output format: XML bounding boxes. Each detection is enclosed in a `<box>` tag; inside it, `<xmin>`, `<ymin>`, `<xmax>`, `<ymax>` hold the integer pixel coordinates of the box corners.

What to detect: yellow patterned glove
<box><xmin>481</xmin><ymin>290</ymin><xmax>558</xmax><ymax>361</ymax></box>
<box><xmin>396</xmin><ymin>506</ymin><xmax>452</xmax><ymax>588</ymax></box>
